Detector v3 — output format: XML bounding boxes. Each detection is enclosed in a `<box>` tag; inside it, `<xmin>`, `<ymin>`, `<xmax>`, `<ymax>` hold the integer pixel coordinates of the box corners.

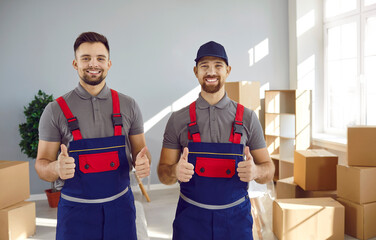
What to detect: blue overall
<box><xmin>55</xmin><ymin>90</ymin><xmax>137</xmax><ymax>240</ymax></box>
<box><xmin>173</xmin><ymin>101</ymin><xmax>253</xmax><ymax>240</ymax></box>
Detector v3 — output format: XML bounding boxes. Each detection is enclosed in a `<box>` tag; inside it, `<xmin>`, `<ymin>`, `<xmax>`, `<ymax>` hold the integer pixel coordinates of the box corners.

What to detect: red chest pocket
<box><xmin>195</xmin><ymin>157</ymin><xmax>236</xmax><ymax>178</ymax></box>
<box><xmin>79</xmin><ymin>151</ymin><xmax>120</xmax><ymax>174</ymax></box>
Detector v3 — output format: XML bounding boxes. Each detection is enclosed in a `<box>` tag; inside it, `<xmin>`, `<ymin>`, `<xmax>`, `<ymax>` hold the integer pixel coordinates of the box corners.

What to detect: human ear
<box><xmin>72</xmin><ymin>60</ymin><xmax>78</xmax><ymax>70</ymax></box>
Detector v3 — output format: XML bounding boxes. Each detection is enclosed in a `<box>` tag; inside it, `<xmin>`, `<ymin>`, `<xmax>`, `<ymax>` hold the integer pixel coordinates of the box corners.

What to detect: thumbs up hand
<box><xmin>175</xmin><ymin>147</ymin><xmax>194</xmax><ymax>182</ymax></box>
<box><xmin>135</xmin><ymin>146</ymin><xmax>150</xmax><ymax>179</ymax></box>
<box><xmin>237</xmin><ymin>146</ymin><xmax>256</xmax><ymax>182</ymax></box>
<box><xmin>56</xmin><ymin>144</ymin><xmax>75</xmax><ymax>180</ymax></box>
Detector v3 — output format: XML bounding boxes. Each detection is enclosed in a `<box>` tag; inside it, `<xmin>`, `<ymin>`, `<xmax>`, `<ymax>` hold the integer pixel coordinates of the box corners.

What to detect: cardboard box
<box><xmin>0</xmin><ymin>161</ymin><xmax>30</xmax><ymax>209</ymax></box>
<box><xmin>276</xmin><ymin>176</ymin><xmax>337</xmax><ymax>199</ymax></box>
<box><xmin>301</xmin><ymin>189</ymin><xmax>337</xmax><ymax>199</ymax></box>
<box><xmin>225</xmin><ymin>81</ymin><xmax>260</xmax><ymax>111</ymax></box>
<box><xmin>337</xmin><ymin>164</ymin><xmax>376</xmax><ymax>204</ymax></box>
<box><xmin>337</xmin><ymin>198</ymin><xmax>376</xmax><ymax>240</ymax></box>
<box><xmin>294</xmin><ymin>149</ymin><xmax>338</xmax><ymax>191</ymax></box>
<box><xmin>0</xmin><ymin>201</ymin><xmax>36</xmax><ymax>240</ymax></box>
<box><xmin>273</xmin><ymin>198</ymin><xmax>344</xmax><ymax>240</ymax></box>
<box><xmin>348</xmin><ymin>126</ymin><xmax>376</xmax><ymax>166</ymax></box>
<box><xmin>276</xmin><ymin>177</ymin><xmax>300</xmax><ymax>199</ymax></box>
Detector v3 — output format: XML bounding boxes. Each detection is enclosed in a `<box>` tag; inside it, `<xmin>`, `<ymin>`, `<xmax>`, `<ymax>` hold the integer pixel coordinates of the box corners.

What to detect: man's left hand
<box><xmin>237</xmin><ymin>146</ymin><xmax>257</xmax><ymax>182</ymax></box>
<box><xmin>135</xmin><ymin>146</ymin><xmax>150</xmax><ymax>179</ymax></box>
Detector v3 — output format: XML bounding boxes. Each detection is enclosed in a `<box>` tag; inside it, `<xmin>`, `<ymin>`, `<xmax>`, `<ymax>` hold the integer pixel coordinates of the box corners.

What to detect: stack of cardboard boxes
<box><xmin>273</xmin><ymin>149</ymin><xmax>345</xmax><ymax>239</ymax></box>
<box><xmin>276</xmin><ymin>149</ymin><xmax>338</xmax><ymax>199</ymax></box>
<box><xmin>0</xmin><ymin>160</ymin><xmax>36</xmax><ymax>240</ymax></box>
<box><xmin>336</xmin><ymin>126</ymin><xmax>376</xmax><ymax>240</ymax></box>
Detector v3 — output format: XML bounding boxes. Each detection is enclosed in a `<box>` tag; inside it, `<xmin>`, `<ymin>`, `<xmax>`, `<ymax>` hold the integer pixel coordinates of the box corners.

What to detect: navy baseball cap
<box><xmin>194</xmin><ymin>41</ymin><xmax>228</xmax><ymax>65</ymax></box>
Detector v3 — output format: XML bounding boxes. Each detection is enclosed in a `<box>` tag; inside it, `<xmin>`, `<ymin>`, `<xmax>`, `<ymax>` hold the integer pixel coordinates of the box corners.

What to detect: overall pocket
<box><xmin>79</xmin><ymin>151</ymin><xmax>120</xmax><ymax>173</ymax></box>
<box><xmin>195</xmin><ymin>157</ymin><xmax>236</xmax><ymax>178</ymax></box>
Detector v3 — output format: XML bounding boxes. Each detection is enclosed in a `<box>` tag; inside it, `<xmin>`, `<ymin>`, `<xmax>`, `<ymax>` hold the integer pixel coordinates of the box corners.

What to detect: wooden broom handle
<box><xmin>135</xmin><ymin>174</ymin><xmax>151</xmax><ymax>202</ymax></box>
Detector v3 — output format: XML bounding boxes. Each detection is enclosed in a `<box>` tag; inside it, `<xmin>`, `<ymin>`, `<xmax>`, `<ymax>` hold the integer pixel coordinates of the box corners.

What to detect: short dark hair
<box><xmin>74</xmin><ymin>32</ymin><xmax>110</xmax><ymax>57</ymax></box>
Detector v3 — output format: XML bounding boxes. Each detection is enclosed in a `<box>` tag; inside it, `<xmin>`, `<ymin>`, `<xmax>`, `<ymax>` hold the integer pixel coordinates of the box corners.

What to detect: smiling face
<box><xmin>194</xmin><ymin>56</ymin><xmax>231</xmax><ymax>94</ymax></box>
<box><xmin>73</xmin><ymin>42</ymin><xmax>112</xmax><ymax>86</ymax></box>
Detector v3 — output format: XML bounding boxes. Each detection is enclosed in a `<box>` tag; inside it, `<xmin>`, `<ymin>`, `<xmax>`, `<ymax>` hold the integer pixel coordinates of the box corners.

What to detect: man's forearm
<box><xmin>254</xmin><ymin>161</ymin><xmax>275</xmax><ymax>184</ymax></box>
<box><xmin>157</xmin><ymin>163</ymin><xmax>178</xmax><ymax>185</ymax></box>
<box><xmin>35</xmin><ymin>159</ymin><xmax>59</xmax><ymax>182</ymax></box>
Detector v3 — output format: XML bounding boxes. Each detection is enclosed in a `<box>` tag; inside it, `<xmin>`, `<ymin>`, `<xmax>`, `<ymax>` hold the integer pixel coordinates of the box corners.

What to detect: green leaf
<box><xmin>18</xmin><ymin>90</ymin><xmax>54</xmax><ymax>159</ymax></box>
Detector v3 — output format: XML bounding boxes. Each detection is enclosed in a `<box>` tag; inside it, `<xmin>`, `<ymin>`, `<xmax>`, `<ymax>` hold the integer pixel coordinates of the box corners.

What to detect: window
<box><xmin>324</xmin><ymin>0</ymin><xmax>376</xmax><ymax>135</ymax></box>
<box><xmin>364</xmin><ymin>15</ymin><xmax>376</xmax><ymax>123</ymax></box>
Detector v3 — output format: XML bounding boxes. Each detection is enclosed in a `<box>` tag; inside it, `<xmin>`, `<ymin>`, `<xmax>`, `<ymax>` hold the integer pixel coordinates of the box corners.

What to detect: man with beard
<box><xmin>157</xmin><ymin>41</ymin><xmax>274</xmax><ymax>240</ymax></box>
<box><xmin>35</xmin><ymin>32</ymin><xmax>151</xmax><ymax>240</ymax></box>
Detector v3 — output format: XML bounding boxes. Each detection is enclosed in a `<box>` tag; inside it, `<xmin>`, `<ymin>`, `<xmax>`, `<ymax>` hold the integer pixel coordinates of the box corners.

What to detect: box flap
<box><xmin>295</xmin><ymin>149</ymin><xmax>337</xmax><ymax>158</ymax></box>
<box><xmin>276</xmin><ymin>197</ymin><xmax>342</xmax><ymax>209</ymax></box>
<box><xmin>0</xmin><ymin>161</ymin><xmax>28</xmax><ymax>170</ymax></box>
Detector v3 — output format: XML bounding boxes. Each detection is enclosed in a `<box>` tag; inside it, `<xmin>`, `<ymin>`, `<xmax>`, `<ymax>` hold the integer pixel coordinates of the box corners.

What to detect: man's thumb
<box><xmin>244</xmin><ymin>146</ymin><xmax>252</xmax><ymax>161</ymax></box>
<box><xmin>60</xmin><ymin>144</ymin><xmax>69</xmax><ymax>157</ymax></box>
<box><xmin>138</xmin><ymin>146</ymin><xmax>147</xmax><ymax>158</ymax></box>
<box><xmin>181</xmin><ymin>147</ymin><xmax>189</xmax><ymax>161</ymax></box>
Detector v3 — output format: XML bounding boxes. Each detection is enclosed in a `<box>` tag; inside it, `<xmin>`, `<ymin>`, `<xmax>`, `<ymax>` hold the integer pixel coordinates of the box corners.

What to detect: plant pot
<box><xmin>45</xmin><ymin>189</ymin><xmax>61</xmax><ymax>208</ymax></box>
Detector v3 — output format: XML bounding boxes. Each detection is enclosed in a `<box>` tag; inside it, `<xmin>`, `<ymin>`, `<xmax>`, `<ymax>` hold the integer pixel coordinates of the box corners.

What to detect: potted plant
<box><xmin>19</xmin><ymin>90</ymin><xmax>60</xmax><ymax>208</ymax></box>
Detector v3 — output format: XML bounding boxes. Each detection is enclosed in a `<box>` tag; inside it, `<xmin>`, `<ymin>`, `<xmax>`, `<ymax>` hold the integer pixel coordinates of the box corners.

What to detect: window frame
<box><xmin>362</xmin><ymin>8</ymin><xmax>376</xmax><ymax>123</ymax></box>
<box><xmin>322</xmin><ymin>0</ymin><xmax>376</xmax><ymax>136</ymax></box>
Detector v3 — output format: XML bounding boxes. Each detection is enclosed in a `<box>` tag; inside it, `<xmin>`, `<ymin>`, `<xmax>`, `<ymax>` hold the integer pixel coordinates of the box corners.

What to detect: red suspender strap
<box><xmin>229</xmin><ymin>103</ymin><xmax>245</xmax><ymax>144</ymax></box>
<box><xmin>110</xmin><ymin>89</ymin><xmax>123</xmax><ymax>136</ymax></box>
<box><xmin>187</xmin><ymin>101</ymin><xmax>201</xmax><ymax>142</ymax></box>
<box><xmin>56</xmin><ymin>97</ymin><xmax>83</xmax><ymax>141</ymax></box>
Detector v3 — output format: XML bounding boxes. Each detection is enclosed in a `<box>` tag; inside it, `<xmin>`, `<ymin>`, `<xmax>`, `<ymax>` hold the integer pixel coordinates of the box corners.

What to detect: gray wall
<box><xmin>0</xmin><ymin>0</ymin><xmax>289</xmax><ymax>194</ymax></box>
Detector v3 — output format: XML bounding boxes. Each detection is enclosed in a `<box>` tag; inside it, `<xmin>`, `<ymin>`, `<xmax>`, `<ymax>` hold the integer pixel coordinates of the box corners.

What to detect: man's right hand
<box><xmin>175</xmin><ymin>147</ymin><xmax>194</xmax><ymax>182</ymax></box>
<box><xmin>56</xmin><ymin>144</ymin><xmax>75</xmax><ymax>180</ymax></box>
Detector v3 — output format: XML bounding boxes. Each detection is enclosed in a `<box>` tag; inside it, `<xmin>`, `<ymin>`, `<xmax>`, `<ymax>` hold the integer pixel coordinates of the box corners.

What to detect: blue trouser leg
<box><xmin>173</xmin><ymin>197</ymin><xmax>253</xmax><ymax>240</ymax></box>
<box><xmin>56</xmin><ymin>191</ymin><xmax>137</xmax><ymax>240</ymax></box>
<box><xmin>173</xmin><ymin>198</ymin><xmax>213</xmax><ymax>240</ymax></box>
<box><xmin>213</xmin><ymin>198</ymin><xmax>253</xmax><ymax>240</ymax></box>
<box><xmin>103</xmin><ymin>191</ymin><xmax>137</xmax><ymax>240</ymax></box>
<box><xmin>56</xmin><ymin>197</ymin><xmax>104</xmax><ymax>240</ymax></box>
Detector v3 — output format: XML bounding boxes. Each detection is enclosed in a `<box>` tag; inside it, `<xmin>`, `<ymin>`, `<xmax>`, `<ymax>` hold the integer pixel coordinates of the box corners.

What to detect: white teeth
<box><xmin>88</xmin><ymin>71</ymin><xmax>100</xmax><ymax>74</ymax></box>
<box><xmin>206</xmin><ymin>78</ymin><xmax>217</xmax><ymax>82</ymax></box>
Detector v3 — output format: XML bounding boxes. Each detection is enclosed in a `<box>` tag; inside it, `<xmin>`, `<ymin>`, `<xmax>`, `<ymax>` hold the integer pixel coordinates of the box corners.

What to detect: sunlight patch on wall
<box><xmin>297</xmin><ymin>10</ymin><xmax>315</xmax><ymax>37</ymax></box>
<box><xmin>144</xmin><ymin>85</ymin><xmax>201</xmax><ymax>133</ymax></box>
<box><xmin>248</xmin><ymin>38</ymin><xmax>269</xmax><ymax>67</ymax></box>
<box><xmin>171</xmin><ymin>85</ymin><xmax>201</xmax><ymax>112</ymax></box>
<box><xmin>255</xmin><ymin>38</ymin><xmax>269</xmax><ymax>63</ymax></box>
<box><xmin>248</xmin><ymin>48</ymin><xmax>254</xmax><ymax>66</ymax></box>
<box><xmin>260</xmin><ymin>82</ymin><xmax>270</xmax><ymax>99</ymax></box>
<box><xmin>144</xmin><ymin>106</ymin><xmax>172</xmax><ymax>133</ymax></box>
<box><xmin>297</xmin><ymin>55</ymin><xmax>315</xmax><ymax>90</ymax></box>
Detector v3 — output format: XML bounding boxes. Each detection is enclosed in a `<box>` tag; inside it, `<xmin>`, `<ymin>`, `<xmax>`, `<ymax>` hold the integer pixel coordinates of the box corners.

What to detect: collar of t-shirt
<box><xmin>196</xmin><ymin>92</ymin><xmax>231</xmax><ymax>110</ymax></box>
<box><xmin>74</xmin><ymin>83</ymin><xmax>111</xmax><ymax>100</ymax></box>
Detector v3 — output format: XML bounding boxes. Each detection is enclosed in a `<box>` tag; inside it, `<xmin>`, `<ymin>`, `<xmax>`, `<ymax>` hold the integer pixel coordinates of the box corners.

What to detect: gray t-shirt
<box><xmin>163</xmin><ymin>93</ymin><xmax>266</xmax><ymax>151</ymax></box>
<box><xmin>39</xmin><ymin>83</ymin><xmax>144</xmax><ymax>167</ymax></box>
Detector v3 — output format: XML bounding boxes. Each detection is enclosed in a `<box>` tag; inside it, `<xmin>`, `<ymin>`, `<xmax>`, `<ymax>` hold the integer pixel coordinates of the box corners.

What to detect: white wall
<box><xmin>0</xmin><ymin>0</ymin><xmax>289</xmax><ymax>194</ymax></box>
<box><xmin>289</xmin><ymin>0</ymin><xmax>324</xmax><ymax>133</ymax></box>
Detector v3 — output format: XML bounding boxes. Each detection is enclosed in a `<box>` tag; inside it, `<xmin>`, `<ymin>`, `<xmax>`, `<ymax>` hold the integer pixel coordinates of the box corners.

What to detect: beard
<box><xmin>79</xmin><ymin>68</ymin><xmax>106</xmax><ymax>86</ymax></box>
<box><xmin>201</xmin><ymin>76</ymin><xmax>224</xmax><ymax>94</ymax></box>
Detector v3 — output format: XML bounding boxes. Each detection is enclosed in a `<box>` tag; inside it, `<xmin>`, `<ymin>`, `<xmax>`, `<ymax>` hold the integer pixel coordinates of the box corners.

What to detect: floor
<box><xmin>27</xmin><ymin>187</ymin><xmax>373</xmax><ymax>240</ymax></box>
